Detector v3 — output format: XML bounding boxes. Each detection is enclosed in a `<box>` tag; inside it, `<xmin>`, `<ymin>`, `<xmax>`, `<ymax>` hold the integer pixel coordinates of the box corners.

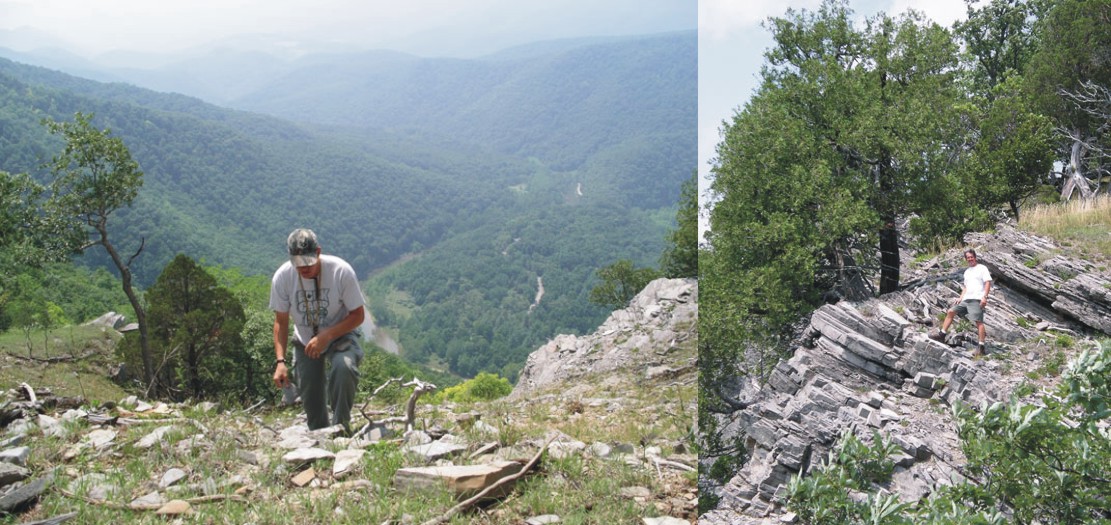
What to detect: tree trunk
<box><xmin>97</xmin><ymin>225</ymin><xmax>154</xmax><ymax>391</ymax></box>
<box><xmin>879</xmin><ymin>219</ymin><xmax>900</xmax><ymax>295</ymax></box>
<box><xmin>1062</xmin><ymin>136</ymin><xmax>1094</xmax><ymax>201</ymax></box>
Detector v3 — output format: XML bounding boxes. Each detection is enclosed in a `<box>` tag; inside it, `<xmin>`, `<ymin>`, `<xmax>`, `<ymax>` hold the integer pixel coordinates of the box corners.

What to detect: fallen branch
<box><xmin>60</xmin><ymin>488</ymin><xmax>246</xmax><ymax>510</ymax></box>
<box><xmin>403</xmin><ymin>378</ymin><xmax>437</xmax><ymax>432</ymax></box>
<box><xmin>19</xmin><ymin>383</ymin><xmax>37</xmax><ymax>404</ymax></box>
<box><xmin>16</xmin><ymin>511</ymin><xmax>78</xmax><ymax>525</ymax></box>
<box><xmin>244</xmin><ymin>398</ymin><xmax>267</xmax><ymax>413</ymax></box>
<box><xmin>419</xmin><ymin>436</ymin><xmax>554</xmax><ymax>525</ymax></box>
<box><xmin>352</xmin><ymin>377</ymin><xmax>436</xmax><ymax>439</ymax></box>
<box><xmin>650</xmin><ymin>456</ymin><xmax>695</xmax><ymax>472</ymax></box>
<box><xmin>117</xmin><ymin>417</ymin><xmax>188</xmax><ymax>426</ymax></box>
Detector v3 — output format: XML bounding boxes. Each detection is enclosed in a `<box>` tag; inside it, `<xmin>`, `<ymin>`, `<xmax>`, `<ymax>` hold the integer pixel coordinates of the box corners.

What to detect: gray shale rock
<box><xmin>513</xmin><ymin>278</ymin><xmax>697</xmax><ymax>397</ymax></box>
<box><xmin>707</xmin><ymin>224</ymin><xmax>1111</xmax><ymax>520</ymax></box>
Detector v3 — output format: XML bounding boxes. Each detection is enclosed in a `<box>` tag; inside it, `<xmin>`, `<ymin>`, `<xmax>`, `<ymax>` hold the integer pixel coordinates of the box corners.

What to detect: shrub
<box><xmin>436</xmin><ymin>372</ymin><xmax>512</xmax><ymax>403</ymax></box>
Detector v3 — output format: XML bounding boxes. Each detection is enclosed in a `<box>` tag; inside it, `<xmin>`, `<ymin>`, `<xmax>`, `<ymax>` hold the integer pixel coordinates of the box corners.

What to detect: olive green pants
<box><xmin>292</xmin><ymin>333</ymin><xmax>363</xmax><ymax>431</ymax></box>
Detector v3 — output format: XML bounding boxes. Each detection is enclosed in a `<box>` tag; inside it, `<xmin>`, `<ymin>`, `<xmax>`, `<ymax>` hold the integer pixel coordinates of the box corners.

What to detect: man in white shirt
<box><xmin>270</xmin><ymin>228</ymin><xmax>365</xmax><ymax>431</ymax></box>
<box><xmin>931</xmin><ymin>249</ymin><xmax>992</xmax><ymax>356</ymax></box>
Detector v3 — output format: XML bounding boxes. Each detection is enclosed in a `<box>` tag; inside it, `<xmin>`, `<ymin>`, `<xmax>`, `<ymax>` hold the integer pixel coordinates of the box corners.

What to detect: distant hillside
<box><xmin>228</xmin><ymin>31</ymin><xmax>696</xmax><ymax>183</ymax></box>
<box><xmin>0</xmin><ymin>31</ymin><xmax>694</xmax><ymax>378</ymax></box>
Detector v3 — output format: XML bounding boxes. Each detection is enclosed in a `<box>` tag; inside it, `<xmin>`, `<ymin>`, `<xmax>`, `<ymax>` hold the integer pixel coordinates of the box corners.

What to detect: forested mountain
<box><xmin>0</xmin><ymin>30</ymin><xmax>695</xmax><ymax>379</ymax></box>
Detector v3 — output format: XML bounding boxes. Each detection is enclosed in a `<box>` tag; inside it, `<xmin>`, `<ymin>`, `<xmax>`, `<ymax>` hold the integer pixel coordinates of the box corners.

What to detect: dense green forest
<box><xmin>0</xmin><ymin>31</ymin><xmax>694</xmax><ymax>382</ymax></box>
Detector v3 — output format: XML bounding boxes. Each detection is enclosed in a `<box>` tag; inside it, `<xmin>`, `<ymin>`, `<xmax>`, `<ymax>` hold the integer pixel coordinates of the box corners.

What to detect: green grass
<box><xmin>0</xmin><ymin>324</ymin><xmax>128</xmax><ymax>402</ymax></box>
<box><xmin>0</xmin><ymin>322</ymin><xmax>697</xmax><ymax>525</ymax></box>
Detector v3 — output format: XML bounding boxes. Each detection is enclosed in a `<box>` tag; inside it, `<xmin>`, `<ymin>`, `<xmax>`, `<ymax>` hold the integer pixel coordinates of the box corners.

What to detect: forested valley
<box><xmin>0</xmin><ymin>30</ymin><xmax>695</xmax><ymax>398</ymax></box>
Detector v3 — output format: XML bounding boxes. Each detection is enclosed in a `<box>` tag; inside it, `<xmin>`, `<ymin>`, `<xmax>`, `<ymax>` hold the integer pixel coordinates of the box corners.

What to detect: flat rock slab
<box><xmin>0</xmin><ymin>473</ymin><xmax>53</xmax><ymax>512</ymax></box>
<box><xmin>394</xmin><ymin>461</ymin><xmax>523</xmax><ymax>499</ymax></box>
<box><xmin>155</xmin><ymin>499</ymin><xmax>192</xmax><ymax>515</ymax></box>
<box><xmin>333</xmin><ymin>449</ymin><xmax>365</xmax><ymax>479</ymax></box>
<box><xmin>0</xmin><ymin>447</ymin><xmax>30</xmax><ymax>466</ymax></box>
<box><xmin>136</xmin><ymin>425</ymin><xmax>174</xmax><ymax>449</ymax></box>
<box><xmin>0</xmin><ymin>461</ymin><xmax>30</xmax><ymax>486</ymax></box>
<box><xmin>643</xmin><ymin>518</ymin><xmax>690</xmax><ymax>525</ymax></box>
<box><xmin>403</xmin><ymin>441</ymin><xmax>467</xmax><ymax>461</ymax></box>
<box><xmin>291</xmin><ymin>467</ymin><xmax>316</xmax><ymax>487</ymax></box>
<box><xmin>283</xmin><ymin>448</ymin><xmax>335</xmax><ymax>464</ymax></box>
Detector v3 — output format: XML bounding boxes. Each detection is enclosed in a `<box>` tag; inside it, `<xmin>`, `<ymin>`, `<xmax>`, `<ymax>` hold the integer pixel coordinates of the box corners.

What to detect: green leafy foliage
<box><xmin>954</xmin><ymin>341</ymin><xmax>1111</xmax><ymax>524</ymax></box>
<box><xmin>785</xmin><ymin>341</ymin><xmax>1111</xmax><ymax>524</ymax></box>
<box><xmin>117</xmin><ymin>254</ymin><xmax>251</xmax><ymax>401</ymax></box>
<box><xmin>786</xmin><ymin>431</ymin><xmax>907</xmax><ymax>524</ymax></box>
<box><xmin>660</xmin><ymin>171</ymin><xmax>699</xmax><ymax>278</ymax></box>
<box><xmin>434</xmin><ymin>372</ymin><xmax>512</xmax><ymax>404</ymax></box>
<box><xmin>589</xmin><ymin>259</ymin><xmax>661</xmax><ymax>311</ymax></box>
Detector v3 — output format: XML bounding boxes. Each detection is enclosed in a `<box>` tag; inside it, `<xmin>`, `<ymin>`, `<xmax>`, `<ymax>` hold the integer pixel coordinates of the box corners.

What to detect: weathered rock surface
<box><xmin>513</xmin><ymin>278</ymin><xmax>697</xmax><ymax>397</ymax></box>
<box><xmin>703</xmin><ymin>223</ymin><xmax>1111</xmax><ymax>522</ymax></box>
<box><xmin>395</xmin><ymin>461</ymin><xmax>524</xmax><ymax>499</ymax></box>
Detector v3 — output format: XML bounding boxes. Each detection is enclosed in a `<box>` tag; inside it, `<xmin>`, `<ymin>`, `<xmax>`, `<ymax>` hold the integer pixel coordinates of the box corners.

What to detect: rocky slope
<box><xmin>702</xmin><ymin>223</ymin><xmax>1111</xmax><ymax>524</ymax></box>
<box><xmin>0</xmin><ymin>278</ymin><xmax>698</xmax><ymax>524</ymax></box>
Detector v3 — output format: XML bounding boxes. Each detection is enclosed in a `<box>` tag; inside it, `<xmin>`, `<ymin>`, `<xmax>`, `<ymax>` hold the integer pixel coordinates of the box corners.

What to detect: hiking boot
<box><xmin>973</xmin><ymin>344</ymin><xmax>986</xmax><ymax>357</ymax></box>
<box><xmin>928</xmin><ymin>331</ymin><xmax>947</xmax><ymax>343</ymax></box>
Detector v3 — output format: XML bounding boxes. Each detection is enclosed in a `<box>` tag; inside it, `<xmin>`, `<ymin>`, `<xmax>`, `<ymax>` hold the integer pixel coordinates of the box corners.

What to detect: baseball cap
<box><xmin>287</xmin><ymin>228</ymin><xmax>319</xmax><ymax>267</ymax></box>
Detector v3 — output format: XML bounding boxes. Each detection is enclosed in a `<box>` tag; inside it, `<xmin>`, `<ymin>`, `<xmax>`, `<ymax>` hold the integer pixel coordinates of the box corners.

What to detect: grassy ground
<box><xmin>0</xmin><ymin>324</ymin><xmax>128</xmax><ymax>402</ymax></box>
<box><xmin>1019</xmin><ymin>194</ymin><xmax>1111</xmax><ymax>261</ymax></box>
<box><xmin>0</xmin><ymin>317</ymin><xmax>697</xmax><ymax>524</ymax></box>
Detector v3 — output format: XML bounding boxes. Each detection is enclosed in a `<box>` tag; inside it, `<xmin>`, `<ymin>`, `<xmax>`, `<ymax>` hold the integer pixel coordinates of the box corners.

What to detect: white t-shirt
<box><xmin>269</xmin><ymin>254</ymin><xmax>366</xmax><ymax>346</ymax></box>
<box><xmin>962</xmin><ymin>263</ymin><xmax>993</xmax><ymax>301</ymax></box>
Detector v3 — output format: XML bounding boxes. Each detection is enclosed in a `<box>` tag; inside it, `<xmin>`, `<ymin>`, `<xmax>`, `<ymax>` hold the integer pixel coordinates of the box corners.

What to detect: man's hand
<box><xmin>273</xmin><ymin>362</ymin><xmax>290</xmax><ymax>387</ymax></box>
<box><xmin>980</xmin><ymin>298</ymin><xmax>988</xmax><ymax>307</ymax></box>
<box><xmin>304</xmin><ymin>334</ymin><xmax>332</xmax><ymax>359</ymax></box>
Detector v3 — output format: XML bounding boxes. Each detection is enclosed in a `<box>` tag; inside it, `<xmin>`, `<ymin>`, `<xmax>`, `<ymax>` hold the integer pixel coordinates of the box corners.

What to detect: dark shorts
<box><xmin>951</xmin><ymin>299</ymin><xmax>985</xmax><ymax>323</ymax></box>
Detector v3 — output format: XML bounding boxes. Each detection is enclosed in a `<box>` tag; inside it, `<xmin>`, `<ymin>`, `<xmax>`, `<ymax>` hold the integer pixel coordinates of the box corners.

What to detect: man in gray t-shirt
<box><xmin>270</xmin><ymin>228</ymin><xmax>365</xmax><ymax>431</ymax></box>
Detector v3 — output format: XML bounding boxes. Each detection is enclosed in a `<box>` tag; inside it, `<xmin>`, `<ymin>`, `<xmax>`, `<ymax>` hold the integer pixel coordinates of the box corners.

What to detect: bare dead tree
<box><xmin>1057</xmin><ymin>81</ymin><xmax>1111</xmax><ymax>200</ymax></box>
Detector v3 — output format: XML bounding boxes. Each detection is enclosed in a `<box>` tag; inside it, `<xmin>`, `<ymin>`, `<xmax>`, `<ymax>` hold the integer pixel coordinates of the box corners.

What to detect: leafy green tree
<box><xmin>956</xmin><ymin>0</ymin><xmax>1049</xmax><ymax>97</ymax></box>
<box><xmin>1024</xmin><ymin>0</ymin><xmax>1111</xmax><ymax>200</ymax></box>
<box><xmin>126</xmin><ymin>254</ymin><xmax>245</xmax><ymax>401</ymax></box>
<box><xmin>0</xmin><ymin>171</ymin><xmax>81</xmax><ymax>328</ymax></box>
<box><xmin>703</xmin><ymin>0</ymin><xmax>966</xmax><ymax>406</ymax></box>
<box><xmin>660</xmin><ymin>171</ymin><xmax>699</xmax><ymax>278</ymax></box>
<box><xmin>43</xmin><ymin>113</ymin><xmax>153</xmax><ymax>388</ymax></box>
<box><xmin>947</xmin><ymin>0</ymin><xmax>1056</xmax><ymax>223</ymax></box>
<box><xmin>7</xmin><ymin>275</ymin><xmax>46</xmax><ymax>359</ymax></box>
<box><xmin>940</xmin><ymin>78</ymin><xmax>1056</xmax><ymax>226</ymax></box>
<box><xmin>589</xmin><ymin>259</ymin><xmax>660</xmax><ymax>311</ymax></box>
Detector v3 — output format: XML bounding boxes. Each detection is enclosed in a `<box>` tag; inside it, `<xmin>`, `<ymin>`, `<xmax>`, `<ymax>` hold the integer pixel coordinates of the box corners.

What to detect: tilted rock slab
<box><xmin>707</xmin><ymin>224</ymin><xmax>1111</xmax><ymax>521</ymax></box>
<box><xmin>394</xmin><ymin>460</ymin><xmax>523</xmax><ymax>499</ymax></box>
<box><xmin>513</xmin><ymin>278</ymin><xmax>697</xmax><ymax>397</ymax></box>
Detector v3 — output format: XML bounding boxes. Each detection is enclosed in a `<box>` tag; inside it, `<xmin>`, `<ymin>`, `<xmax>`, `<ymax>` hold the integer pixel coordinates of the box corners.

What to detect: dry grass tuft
<box><xmin>1020</xmin><ymin>194</ymin><xmax>1111</xmax><ymax>260</ymax></box>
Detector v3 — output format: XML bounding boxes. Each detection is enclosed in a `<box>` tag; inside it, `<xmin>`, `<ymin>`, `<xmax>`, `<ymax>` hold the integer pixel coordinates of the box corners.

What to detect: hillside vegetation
<box><xmin>0</xmin><ymin>30</ymin><xmax>694</xmax><ymax>379</ymax></box>
<box><xmin>0</xmin><ymin>279</ymin><xmax>697</xmax><ymax>525</ymax></box>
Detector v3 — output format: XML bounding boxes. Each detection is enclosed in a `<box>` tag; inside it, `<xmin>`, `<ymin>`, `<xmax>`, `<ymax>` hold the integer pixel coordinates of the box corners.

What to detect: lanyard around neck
<box><xmin>297</xmin><ymin>270</ymin><xmax>322</xmax><ymax>336</ymax></box>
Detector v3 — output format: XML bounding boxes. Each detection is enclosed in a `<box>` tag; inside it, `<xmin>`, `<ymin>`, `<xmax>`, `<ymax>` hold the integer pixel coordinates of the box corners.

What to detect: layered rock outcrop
<box><xmin>703</xmin><ymin>223</ymin><xmax>1111</xmax><ymax>523</ymax></box>
<box><xmin>512</xmin><ymin>278</ymin><xmax>698</xmax><ymax>397</ymax></box>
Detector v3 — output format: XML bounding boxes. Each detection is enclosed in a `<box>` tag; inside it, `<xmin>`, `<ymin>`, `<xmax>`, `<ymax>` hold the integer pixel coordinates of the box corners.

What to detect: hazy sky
<box><xmin>0</xmin><ymin>0</ymin><xmax>694</xmax><ymax>58</ymax></box>
<box><xmin>698</xmin><ymin>0</ymin><xmax>972</xmax><ymax>237</ymax></box>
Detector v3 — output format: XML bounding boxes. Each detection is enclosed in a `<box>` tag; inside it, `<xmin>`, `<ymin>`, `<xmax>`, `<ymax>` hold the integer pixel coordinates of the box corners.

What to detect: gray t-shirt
<box><xmin>269</xmin><ymin>254</ymin><xmax>366</xmax><ymax>346</ymax></box>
